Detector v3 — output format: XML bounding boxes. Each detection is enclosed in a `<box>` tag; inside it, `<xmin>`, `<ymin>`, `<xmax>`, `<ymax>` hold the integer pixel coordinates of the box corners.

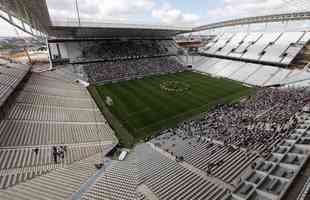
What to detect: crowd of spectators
<box><xmin>79</xmin><ymin>39</ymin><xmax>185</xmax><ymax>82</ymax></box>
<box><xmin>155</xmin><ymin>88</ymin><xmax>307</xmax><ymax>152</ymax></box>
<box><xmin>84</xmin><ymin>56</ymin><xmax>186</xmax><ymax>82</ymax></box>
<box><xmin>79</xmin><ymin>39</ymin><xmax>177</xmax><ymax>61</ymax></box>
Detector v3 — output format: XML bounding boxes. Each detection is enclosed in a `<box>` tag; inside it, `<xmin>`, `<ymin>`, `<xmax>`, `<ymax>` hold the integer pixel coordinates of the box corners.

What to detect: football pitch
<box><xmin>90</xmin><ymin>71</ymin><xmax>255</xmax><ymax>147</ymax></box>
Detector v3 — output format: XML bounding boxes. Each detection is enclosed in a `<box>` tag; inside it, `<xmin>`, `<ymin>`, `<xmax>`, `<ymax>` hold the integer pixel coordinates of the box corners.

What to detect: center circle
<box><xmin>160</xmin><ymin>81</ymin><xmax>190</xmax><ymax>93</ymax></box>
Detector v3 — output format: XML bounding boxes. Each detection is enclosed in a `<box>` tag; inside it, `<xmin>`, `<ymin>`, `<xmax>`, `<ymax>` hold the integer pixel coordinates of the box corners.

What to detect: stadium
<box><xmin>0</xmin><ymin>0</ymin><xmax>310</xmax><ymax>200</ymax></box>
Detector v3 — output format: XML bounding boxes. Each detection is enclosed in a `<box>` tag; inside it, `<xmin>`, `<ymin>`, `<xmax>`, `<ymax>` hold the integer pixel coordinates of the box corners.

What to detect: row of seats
<box><xmin>136</xmin><ymin>144</ymin><xmax>229</xmax><ymax>200</ymax></box>
<box><xmin>0</xmin><ymin>152</ymin><xmax>105</xmax><ymax>199</ymax></box>
<box><xmin>23</xmin><ymin>84</ymin><xmax>90</xmax><ymax>98</ymax></box>
<box><xmin>151</xmin><ymin>136</ymin><xmax>258</xmax><ymax>185</ymax></box>
<box><xmin>72</xmin><ymin>39</ymin><xmax>178</xmax><ymax>63</ymax></box>
<box><xmin>16</xmin><ymin>91</ymin><xmax>97</xmax><ymax>109</ymax></box>
<box><xmin>81</xmin><ymin>154</ymin><xmax>138</xmax><ymax>200</ymax></box>
<box><xmin>202</xmin><ymin>32</ymin><xmax>310</xmax><ymax>65</ymax></box>
<box><xmin>0</xmin><ymin>145</ymin><xmax>103</xmax><ymax>170</ymax></box>
<box><xmin>230</xmin><ymin>112</ymin><xmax>310</xmax><ymax>200</ymax></box>
<box><xmin>37</xmin><ymin>68</ymin><xmax>86</xmax><ymax>82</ymax></box>
<box><xmin>193</xmin><ymin>56</ymin><xmax>310</xmax><ymax>86</ymax></box>
<box><xmin>0</xmin><ymin>121</ymin><xmax>114</xmax><ymax>146</ymax></box>
<box><xmin>83</xmin><ymin>56</ymin><xmax>186</xmax><ymax>83</ymax></box>
<box><xmin>25</xmin><ymin>73</ymin><xmax>83</xmax><ymax>90</ymax></box>
<box><xmin>0</xmin><ymin>67</ymin><xmax>117</xmax><ymax>189</ymax></box>
<box><xmin>7</xmin><ymin>103</ymin><xmax>104</xmax><ymax>122</ymax></box>
<box><xmin>0</xmin><ymin>59</ymin><xmax>30</xmax><ymax>106</ymax></box>
<box><xmin>0</xmin><ymin>167</ymin><xmax>52</xmax><ymax>189</ymax></box>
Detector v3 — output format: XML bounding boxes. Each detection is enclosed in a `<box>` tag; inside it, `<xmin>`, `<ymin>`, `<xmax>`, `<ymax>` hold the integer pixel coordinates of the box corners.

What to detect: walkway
<box><xmin>137</xmin><ymin>184</ymin><xmax>159</xmax><ymax>200</ymax></box>
<box><xmin>69</xmin><ymin>158</ymin><xmax>112</xmax><ymax>200</ymax></box>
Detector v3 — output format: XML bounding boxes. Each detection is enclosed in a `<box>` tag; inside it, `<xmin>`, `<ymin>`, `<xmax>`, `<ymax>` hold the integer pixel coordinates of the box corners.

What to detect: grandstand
<box><xmin>0</xmin><ymin>0</ymin><xmax>310</xmax><ymax>200</ymax></box>
<box><xmin>195</xmin><ymin>31</ymin><xmax>310</xmax><ymax>87</ymax></box>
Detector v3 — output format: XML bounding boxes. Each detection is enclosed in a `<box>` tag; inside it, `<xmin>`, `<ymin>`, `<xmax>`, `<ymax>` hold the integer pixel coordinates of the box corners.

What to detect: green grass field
<box><xmin>89</xmin><ymin>71</ymin><xmax>255</xmax><ymax>147</ymax></box>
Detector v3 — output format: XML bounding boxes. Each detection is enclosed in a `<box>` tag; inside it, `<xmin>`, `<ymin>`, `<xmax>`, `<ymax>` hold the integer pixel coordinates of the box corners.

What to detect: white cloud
<box><xmin>203</xmin><ymin>0</ymin><xmax>310</xmax><ymax>31</ymax></box>
<box><xmin>201</xmin><ymin>0</ymin><xmax>310</xmax><ymax>32</ymax></box>
<box><xmin>99</xmin><ymin>0</ymin><xmax>154</xmax><ymax>18</ymax></box>
<box><xmin>152</xmin><ymin>4</ymin><xmax>200</xmax><ymax>25</ymax></box>
<box><xmin>46</xmin><ymin>0</ymin><xmax>202</xmax><ymax>25</ymax></box>
<box><xmin>207</xmin><ymin>0</ymin><xmax>291</xmax><ymax>22</ymax></box>
<box><xmin>46</xmin><ymin>0</ymin><xmax>155</xmax><ymax>21</ymax></box>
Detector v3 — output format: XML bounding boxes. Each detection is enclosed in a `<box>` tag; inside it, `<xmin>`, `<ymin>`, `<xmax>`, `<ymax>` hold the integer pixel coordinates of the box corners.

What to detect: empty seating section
<box><xmin>217</xmin><ymin>61</ymin><xmax>245</xmax><ymax>78</ymax></box>
<box><xmin>218</xmin><ymin>33</ymin><xmax>247</xmax><ymax>56</ymax></box>
<box><xmin>200</xmin><ymin>34</ymin><xmax>310</xmax><ymax>86</ymax></box>
<box><xmin>39</xmin><ymin>68</ymin><xmax>85</xmax><ymax>82</ymax></box>
<box><xmin>229</xmin><ymin>33</ymin><xmax>262</xmax><ymax>57</ymax></box>
<box><xmin>214</xmin><ymin>33</ymin><xmax>236</xmax><ymax>54</ymax></box>
<box><xmin>0</xmin><ymin>145</ymin><xmax>103</xmax><ymax>171</ymax></box>
<box><xmin>202</xmin><ymin>33</ymin><xmax>224</xmax><ymax>53</ymax></box>
<box><xmin>229</xmin><ymin>63</ymin><xmax>261</xmax><ymax>82</ymax></box>
<box><xmin>136</xmin><ymin>144</ymin><xmax>228</xmax><ymax>200</ymax></box>
<box><xmin>245</xmin><ymin>65</ymin><xmax>279</xmax><ymax>86</ymax></box>
<box><xmin>151</xmin><ymin>135</ymin><xmax>259</xmax><ymax>184</ymax></box>
<box><xmin>195</xmin><ymin>57</ymin><xmax>219</xmax><ymax>72</ymax></box>
<box><xmin>23</xmin><ymin>84</ymin><xmax>90</xmax><ymax>98</ymax></box>
<box><xmin>81</xmin><ymin>155</ymin><xmax>138</xmax><ymax>200</ymax></box>
<box><xmin>243</xmin><ymin>32</ymin><xmax>282</xmax><ymax>61</ymax></box>
<box><xmin>16</xmin><ymin>92</ymin><xmax>97</xmax><ymax>109</ymax></box>
<box><xmin>23</xmin><ymin>74</ymin><xmax>90</xmax><ymax>98</ymax></box>
<box><xmin>285</xmin><ymin>79</ymin><xmax>310</xmax><ymax>88</ymax></box>
<box><xmin>0</xmin><ymin>73</ymin><xmax>23</xmax><ymax>86</ymax></box>
<box><xmin>264</xmin><ymin>68</ymin><xmax>310</xmax><ymax>88</ymax></box>
<box><xmin>0</xmin><ymin>67</ymin><xmax>117</xmax><ymax>189</ymax></box>
<box><xmin>0</xmin><ymin>60</ymin><xmax>30</xmax><ymax>106</ymax></box>
<box><xmin>193</xmin><ymin>55</ymin><xmax>310</xmax><ymax>87</ymax></box>
<box><xmin>0</xmin><ymin>121</ymin><xmax>114</xmax><ymax>146</ymax></box>
<box><xmin>283</xmin><ymin>70</ymin><xmax>310</xmax><ymax>84</ymax></box>
<box><xmin>201</xmin><ymin>31</ymin><xmax>310</xmax><ymax>66</ymax></box>
<box><xmin>7</xmin><ymin>103</ymin><xmax>104</xmax><ymax>122</ymax></box>
<box><xmin>205</xmin><ymin>33</ymin><xmax>234</xmax><ymax>54</ymax></box>
<box><xmin>260</xmin><ymin>32</ymin><xmax>304</xmax><ymax>63</ymax></box>
<box><xmin>0</xmin><ymin>168</ymin><xmax>52</xmax><ymax>189</ymax></box>
<box><xmin>0</xmin><ymin>153</ymin><xmax>105</xmax><ymax>199</ymax></box>
<box><xmin>190</xmin><ymin>56</ymin><xmax>209</xmax><ymax>68</ymax></box>
<box><xmin>0</xmin><ymin>71</ymin><xmax>116</xmax><ymax>144</ymax></box>
<box><xmin>47</xmin><ymin>66</ymin><xmax>88</xmax><ymax>82</ymax></box>
<box><xmin>0</xmin><ymin>65</ymin><xmax>27</xmax><ymax>77</ymax></box>
<box><xmin>281</xmin><ymin>44</ymin><xmax>303</xmax><ymax>64</ymax></box>
<box><xmin>205</xmin><ymin>59</ymin><xmax>232</xmax><ymax>75</ymax></box>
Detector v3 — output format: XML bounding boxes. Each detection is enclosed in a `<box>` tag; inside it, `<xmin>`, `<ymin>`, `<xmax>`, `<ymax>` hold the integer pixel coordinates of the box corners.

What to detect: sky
<box><xmin>1</xmin><ymin>0</ymin><xmax>310</xmax><ymax>36</ymax></box>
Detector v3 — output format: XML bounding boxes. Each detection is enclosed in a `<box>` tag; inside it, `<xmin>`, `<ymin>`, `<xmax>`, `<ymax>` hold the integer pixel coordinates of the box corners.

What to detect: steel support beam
<box><xmin>0</xmin><ymin>12</ymin><xmax>41</xmax><ymax>39</ymax></box>
<box><xmin>0</xmin><ymin>0</ymin><xmax>50</xmax><ymax>39</ymax></box>
<box><xmin>194</xmin><ymin>11</ymin><xmax>310</xmax><ymax>32</ymax></box>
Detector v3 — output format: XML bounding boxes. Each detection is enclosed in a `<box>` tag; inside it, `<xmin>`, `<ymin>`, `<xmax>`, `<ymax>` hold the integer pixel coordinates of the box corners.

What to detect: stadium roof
<box><xmin>194</xmin><ymin>11</ymin><xmax>310</xmax><ymax>32</ymax></box>
<box><xmin>1</xmin><ymin>0</ymin><xmax>310</xmax><ymax>39</ymax></box>
<box><xmin>0</xmin><ymin>0</ymin><xmax>51</xmax><ymax>33</ymax></box>
<box><xmin>0</xmin><ymin>0</ymin><xmax>191</xmax><ymax>39</ymax></box>
<box><xmin>48</xmin><ymin>20</ymin><xmax>192</xmax><ymax>39</ymax></box>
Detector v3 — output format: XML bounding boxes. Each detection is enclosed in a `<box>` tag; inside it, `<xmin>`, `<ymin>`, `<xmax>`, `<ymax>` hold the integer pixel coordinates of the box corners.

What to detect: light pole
<box><xmin>75</xmin><ymin>0</ymin><xmax>81</xmax><ymax>26</ymax></box>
